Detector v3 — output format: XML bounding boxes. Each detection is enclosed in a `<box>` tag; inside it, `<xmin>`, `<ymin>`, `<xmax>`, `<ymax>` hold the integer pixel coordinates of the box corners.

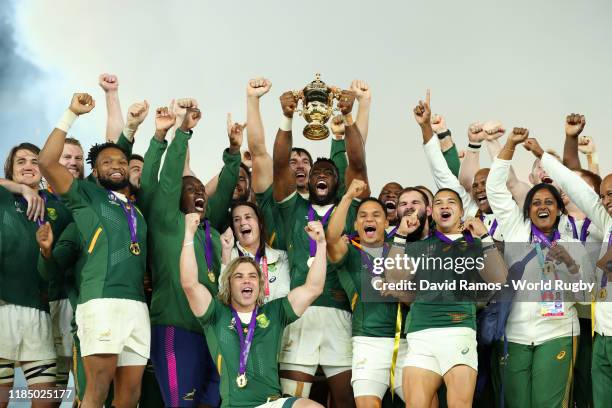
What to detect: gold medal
<box><xmin>130</xmin><ymin>242</ymin><xmax>141</xmax><ymax>256</ymax></box>
<box><xmin>236</xmin><ymin>373</ymin><xmax>247</xmax><ymax>388</ymax></box>
<box><xmin>208</xmin><ymin>271</ymin><xmax>216</xmax><ymax>283</ymax></box>
<box><xmin>600</xmin><ymin>288</ymin><xmax>608</xmax><ymax>300</ymax></box>
<box><xmin>307</xmin><ymin>257</ymin><xmax>315</xmax><ymax>268</ymax></box>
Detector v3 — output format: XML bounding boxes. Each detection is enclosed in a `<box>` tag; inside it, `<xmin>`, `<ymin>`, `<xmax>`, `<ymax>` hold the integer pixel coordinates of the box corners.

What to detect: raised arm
<box><xmin>486</xmin><ymin>128</ymin><xmax>530</xmax><ymax>236</ymax></box>
<box><xmin>350</xmin><ymin>80</ymin><xmax>371</xmax><ymax>144</ymax></box>
<box><xmin>458</xmin><ymin>122</ymin><xmax>487</xmax><ymax>193</ymax></box>
<box><xmin>246</xmin><ymin>78</ymin><xmax>274</xmax><ymax>193</ymax></box>
<box><xmin>327</xmin><ymin>180</ymin><xmax>367</xmax><ymax>262</ymax></box>
<box><xmin>524</xmin><ymin>137</ymin><xmax>611</xmax><ymax>233</ymax></box>
<box><xmin>462</xmin><ymin>218</ymin><xmax>508</xmax><ymax>284</ymax></box>
<box><xmin>287</xmin><ymin>221</ymin><xmax>326</xmax><ymax>316</ymax></box>
<box><xmin>562</xmin><ymin>113</ymin><xmax>586</xmax><ymax>170</ymax></box>
<box><xmin>122</xmin><ymin>100</ymin><xmax>150</xmax><ymax>144</ymax></box>
<box><xmin>99</xmin><ymin>73</ymin><xmax>124</xmax><ymax>143</ymax></box>
<box><xmin>341</xmin><ymin>90</ymin><xmax>370</xmax><ymax>198</ymax></box>
<box><xmin>272</xmin><ymin>91</ymin><xmax>298</xmax><ymax>201</ymax></box>
<box><xmin>39</xmin><ymin>94</ymin><xmax>94</xmax><ymax>194</ymax></box>
<box><xmin>414</xmin><ymin>89</ymin><xmax>434</xmax><ymax>144</ymax></box>
<box><xmin>577</xmin><ymin>135</ymin><xmax>600</xmax><ymax>175</ymax></box>
<box><xmin>431</xmin><ymin>114</ymin><xmax>461</xmax><ymax>177</ymax></box>
<box><xmin>181</xmin><ymin>213</ymin><xmax>213</xmax><ymax>317</ymax></box>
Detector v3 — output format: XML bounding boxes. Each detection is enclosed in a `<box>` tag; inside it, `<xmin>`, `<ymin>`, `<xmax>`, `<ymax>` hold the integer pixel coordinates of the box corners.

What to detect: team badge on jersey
<box><xmin>256</xmin><ymin>313</ymin><xmax>270</xmax><ymax>328</ymax></box>
<box><xmin>47</xmin><ymin>207</ymin><xmax>58</xmax><ymax>221</ymax></box>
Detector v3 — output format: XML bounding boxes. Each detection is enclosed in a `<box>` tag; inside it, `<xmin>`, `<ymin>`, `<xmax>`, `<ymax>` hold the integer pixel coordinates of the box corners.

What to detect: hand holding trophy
<box><xmin>292</xmin><ymin>73</ymin><xmax>342</xmax><ymax>140</ymax></box>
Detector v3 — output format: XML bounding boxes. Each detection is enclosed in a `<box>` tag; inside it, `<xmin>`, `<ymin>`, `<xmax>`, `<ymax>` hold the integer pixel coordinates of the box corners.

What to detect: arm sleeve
<box><xmin>37</xmin><ymin>223</ymin><xmax>80</xmax><ymax>282</ymax></box>
<box><xmin>486</xmin><ymin>158</ymin><xmax>529</xmax><ymax>241</ymax></box>
<box><xmin>138</xmin><ymin>137</ymin><xmax>168</xmax><ymax>217</ymax></box>
<box><xmin>541</xmin><ymin>153</ymin><xmax>612</xmax><ymax>234</ymax></box>
<box><xmin>424</xmin><ymin>137</ymin><xmax>478</xmax><ymax>217</ymax></box>
<box><xmin>116</xmin><ymin>132</ymin><xmax>134</xmax><ymax>156</ymax></box>
<box><xmin>206</xmin><ymin>148</ymin><xmax>241</xmax><ymax>231</ymax></box>
<box><xmin>256</xmin><ymin>185</ymin><xmax>287</xmax><ymax>250</ymax></box>
<box><xmin>330</xmin><ymin>138</ymin><xmax>348</xmax><ymax>199</ymax></box>
<box><xmin>442</xmin><ymin>143</ymin><xmax>461</xmax><ymax>178</ymax></box>
<box><xmin>157</xmin><ymin>129</ymin><xmax>191</xmax><ymax>223</ymax></box>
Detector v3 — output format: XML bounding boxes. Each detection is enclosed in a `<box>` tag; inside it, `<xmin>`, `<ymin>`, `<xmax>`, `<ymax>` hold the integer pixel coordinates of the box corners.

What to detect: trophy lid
<box><xmin>303</xmin><ymin>73</ymin><xmax>329</xmax><ymax>104</ymax></box>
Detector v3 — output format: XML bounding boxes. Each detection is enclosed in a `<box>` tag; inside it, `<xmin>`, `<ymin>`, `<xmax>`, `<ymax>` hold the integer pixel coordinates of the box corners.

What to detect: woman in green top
<box><xmin>180</xmin><ymin>212</ymin><xmax>327</xmax><ymax>408</ymax></box>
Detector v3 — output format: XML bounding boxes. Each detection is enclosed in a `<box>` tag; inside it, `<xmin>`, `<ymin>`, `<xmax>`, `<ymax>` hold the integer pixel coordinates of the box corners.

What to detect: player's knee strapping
<box><xmin>0</xmin><ymin>359</ymin><xmax>15</xmax><ymax>385</ymax></box>
<box><xmin>21</xmin><ymin>359</ymin><xmax>57</xmax><ymax>385</ymax></box>
<box><xmin>280</xmin><ymin>378</ymin><xmax>312</xmax><ymax>398</ymax></box>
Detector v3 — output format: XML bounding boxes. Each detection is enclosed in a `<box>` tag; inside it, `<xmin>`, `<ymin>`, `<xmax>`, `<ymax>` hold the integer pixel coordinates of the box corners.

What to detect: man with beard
<box><xmin>396</xmin><ymin>187</ymin><xmax>433</xmax><ymax>242</ymax></box>
<box><xmin>233</xmin><ymin>162</ymin><xmax>252</xmax><ymax>202</ymax></box>
<box><xmin>327</xmin><ymin>179</ymin><xmax>409</xmax><ymax>406</ymax></box>
<box><xmin>142</xmin><ymin>99</ymin><xmax>241</xmax><ymax>408</ymax></box>
<box><xmin>378</xmin><ymin>182</ymin><xmax>402</xmax><ymax>235</ymax></box>
<box><xmin>270</xmin><ymin>86</ymin><xmax>369</xmax><ymax>406</ymax></box>
<box><xmin>419</xmin><ymin>93</ymin><xmax>503</xmax><ymax>241</ymax></box>
<box><xmin>128</xmin><ymin>154</ymin><xmax>144</xmax><ymax>193</ymax></box>
<box><xmin>39</xmin><ymin>93</ymin><xmax>149</xmax><ymax>408</ymax></box>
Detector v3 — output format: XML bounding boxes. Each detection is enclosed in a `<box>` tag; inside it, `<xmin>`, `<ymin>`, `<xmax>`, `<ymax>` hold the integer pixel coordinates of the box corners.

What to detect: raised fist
<box><xmin>462</xmin><ymin>217</ymin><xmax>487</xmax><ymax>238</ymax></box>
<box><xmin>578</xmin><ymin>135</ymin><xmax>596</xmax><ymax>155</ymax></box>
<box><xmin>467</xmin><ymin>122</ymin><xmax>486</xmax><ymax>143</ymax></box>
<box><xmin>221</xmin><ymin>227</ymin><xmax>235</xmax><ymax>251</ymax></box>
<box><xmin>523</xmin><ymin>137</ymin><xmax>545</xmax><ymax>158</ymax></box>
<box><xmin>337</xmin><ymin>90</ymin><xmax>356</xmax><ymax>115</ymax></box>
<box><xmin>431</xmin><ymin>114</ymin><xmax>447</xmax><ymax>134</ymax></box>
<box><xmin>413</xmin><ymin>89</ymin><xmax>431</xmax><ymax>127</ymax></box>
<box><xmin>174</xmin><ymin>98</ymin><xmax>199</xmax><ymax>124</ymax></box>
<box><xmin>69</xmin><ymin>93</ymin><xmax>95</xmax><ymax>115</ymax></box>
<box><xmin>36</xmin><ymin>222</ymin><xmax>54</xmax><ymax>257</ymax></box>
<box><xmin>227</xmin><ymin>113</ymin><xmax>246</xmax><ymax>151</ymax></box>
<box><xmin>98</xmin><ymin>73</ymin><xmax>119</xmax><ymax>92</ymax></box>
<box><xmin>349</xmin><ymin>80</ymin><xmax>371</xmax><ymax>103</ymax></box>
<box><xmin>346</xmin><ymin>179</ymin><xmax>367</xmax><ymax>200</ymax></box>
<box><xmin>126</xmin><ymin>100</ymin><xmax>150</xmax><ymax>130</ymax></box>
<box><xmin>330</xmin><ymin>115</ymin><xmax>345</xmax><ymax>138</ymax></box>
<box><xmin>247</xmin><ymin>78</ymin><xmax>272</xmax><ymax>98</ymax></box>
<box><xmin>508</xmin><ymin>127</ymin><xmax>529</xmax><ymax>145</ymax></box>
<box><xmin>184</xmin><ymin>213</ymin><xmax>201</xmax><ymax>236</ymax></box>
<box><xmin>565</xmin><ymin>113</ymin><xmax>586</xmax><ymax>138</ymax></box>
<box><xmin>180</xmin><ymin>108</ymin><xmax>202</xmax><ymax>132</ymax></box>
<box><xmin>279</xmin><ymin>91</ymin><xmax>298</xmax><ymax>118</ymax></box>
<box><xmin>305</xmin><ymin>221</ymin><xmax>325</xmax><ymax>244</ymax></box>
<box><xmin>155</xmin><ymin>106</ymin><xmax>176</xmax><ymax>132</ymax></box>
<box><xmin>483</xmin><ymin>121</ymin><xmax>506</xmax><ymax>141</ymax></box>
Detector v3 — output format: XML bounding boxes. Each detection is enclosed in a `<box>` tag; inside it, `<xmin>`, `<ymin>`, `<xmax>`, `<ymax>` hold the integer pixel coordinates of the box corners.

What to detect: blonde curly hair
<box><xmin>218</xmin><ymin>257</ymin><xmax>265</xmax><ymax>307</ymax></box>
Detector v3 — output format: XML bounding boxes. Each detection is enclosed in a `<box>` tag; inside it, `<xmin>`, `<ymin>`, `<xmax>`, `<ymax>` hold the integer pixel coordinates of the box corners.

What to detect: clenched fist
<box><xmin>431</xmin><ymin>114</ymin><xmax>447</xmax><ymax>134</ymax></box>
<box><xmin>36</xmin><ymin>222</ymin><xmax>54</xmax><ymax>259</ymax></box>
<box><xmin>174</xmin><ymin>98</ymin><xmax>199</xmax><ymax>125</ymax></box>
<box><xmin>69</xmin><ymin>93</ymin><xmax>95</xmax><ymax>115</ymax></box>
<box><xmin>349</xmin><ymin>80</ymin><xmax>371</xmax><ymax>103</ymax></box>
<box><xmin>523</xmin><ymin>138</ymin><xmax>544</xmax><ymax>158</ymax></box>
<box><xmin>126</xmin><ymin>100</ymin><xmax>150</xmax><ymax>130</ymax></box>
<box><xmin>98</xmin><ymin>73</ymin><xmax>119</xmax><ymax>92</ymax></box>
<box><xmin>337</xmin><ymin>90</ymin><xmax>356</xmax><ymax>115</ymax></box>
<box><xmin>565</xmin><ymin>113</ymin><xmax>586</xmax><ymax>138</ymax></box>
<box><xmin>280</xmin><ymin>91</ymin><xmax>299</xmax><ymax>118</ymax></box>
<box><xmin>507</xmin><ymin>127</ymin><xmax>529</xmax><ymax>145</ymax></box>
<box><xmin>346</xmin><ymin>179</ymin><xmax>367</xmax><ymax>200</ymax></box>
<box><xmin>155</xmin><ymin>106</ymin><xmax>176</xmax><ymax>132</ymax></box>
<box><xmin>467</xmin><ymin>122</ymin><xmax>486</xmax><ymax>143</ymax></box>
<box><xmin>305</xmin><ymin>221</ymin><xmax>326</xmax><ymax>244</ymax></box>
<box><xmin>578</xmin><ymin>135</ymin><xmax>596</xmax><ymax>155</ymax></box>
<box><xmin>184</xmin><ymin>213</ymin><xmax>201</xmax><ymax>237</ymax></box>
<box><xmin>221</xmin><ymin>227</ymin><xmax>235</xmax><ymax>251</ymax></box>
<box><xmin>247</xmin><ymin>78</ymin><xmax>272</xmax><ymax>98</ymax></box>
<box><xmin>330</xmin><ymin>115</ymin><xmax>345</xmax><ymax>139</ymax></box>
<box><xmin>483</xmin><ymin>121</ymin><xmax>506</xmax><ymax>141</ymax></box>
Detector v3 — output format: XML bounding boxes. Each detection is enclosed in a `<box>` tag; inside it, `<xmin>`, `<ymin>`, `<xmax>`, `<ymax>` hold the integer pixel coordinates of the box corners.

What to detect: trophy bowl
<box><xmin>294</xmin><ymin>74</ymin><xmax>340</xmax><ymax>140</ymax></box>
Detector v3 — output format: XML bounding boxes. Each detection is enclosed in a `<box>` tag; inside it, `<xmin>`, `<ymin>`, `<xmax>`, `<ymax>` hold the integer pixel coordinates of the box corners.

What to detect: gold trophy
<box><xmin>293</xmin><ymin>73</ymin><xmax>341</xmax><ymax>140</ymax></box>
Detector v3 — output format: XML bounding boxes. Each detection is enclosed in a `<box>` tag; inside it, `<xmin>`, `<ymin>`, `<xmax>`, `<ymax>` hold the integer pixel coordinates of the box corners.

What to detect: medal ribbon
<box><xmin>433</xmin><ymin>230</ymin><xmax>474</xmax><ymax>245</ymax></box>
<box><xmin>109</xmin><ymin>191</ymin><xmax>139</xmax><ymax>249</ymax></box>
<box><xmin>201</xmin><ymin>220</ymin><xmax>213</xmax><ymax>271</ymax></box>
<box><xmin>230</xmin><ymin>306</ymin><xmax>258</xmax><ymax>380</ymax></box>
<box><xmin>567</xmin><ymin>215</ymin><xmax>579</xmax><ymax>240</ymax></box>
<box><xmin>20</xmin><ymin>191</ymin><xmax>47</xmax><ymax>227</ymax></box>
<box><xmin>479</xmin><ymin>214</ymin><xmax>498</xmax><ymax>237</ymax></box>
<box><xmin>531</xmin><ymin>225</ymin><xmax>561</xmax><ymax>302</ymax></box>
<box><xmin>386</xmin><ymin>226</ymin><xmax>399</xmax><ymax>239</ymax></box>
<box><xmin>580</xmin><ymin>218</ymin><xmax>591</xmax><ymax>243</ymax></box>
<box><xmin>307</xmin><ymin>204</ymin><xmax>334</xmax><ymax>256</ymax></box>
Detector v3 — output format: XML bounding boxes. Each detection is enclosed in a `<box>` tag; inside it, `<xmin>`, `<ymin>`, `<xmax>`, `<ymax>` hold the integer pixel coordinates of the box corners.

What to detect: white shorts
<box><xmin>0</xmin><ymin>303</ymin><xmax>55</xmax><ymax>361</ymax></box>
<box><xmin>75</xmin><ymin>298</ymin><xmax>150</xmax><ymax>366</ymax></box>
<box><xmin>402</xmin><ymin>327</ymin><xmax>478</xmax><ymax>376</ymax></box>
<box><xmin>255</xmin><ymin>397</ymin><xmax>299</xmax><ymax>407</ymax></box>
<box><xmin>279</xmin><ymin>306</ymin><xmax>352</xmax><ymax>366</ymax></box>
<box><xmin>50</xmin><ymin>299</ymin><xmax>74</xmax><ymax>357</ymax></box>
<box><xmin>352</xmin><ymin>336</ymin><xmax>406</xmax><ymax>400</ymax></box>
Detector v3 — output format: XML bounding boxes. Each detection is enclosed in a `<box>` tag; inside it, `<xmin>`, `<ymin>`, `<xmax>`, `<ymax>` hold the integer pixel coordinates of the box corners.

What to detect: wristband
<box><xmin>343</xmin><ymin>114</ymin><xmax>354</xmax><ymax>126</ymax></box>
<box><xmin>393</xmin><ymin>235</ymin><xmax>407</xmax><ymax>246</ymax></box>
<box><xmin>478</xmin><ymin>233</ymin><xmax>490</xmax><ymax>240</ymax></box>
<box><xmin>55</xmin><ymin>109</ymin><xmax>78</xmax><ymax>133</ymax></box>
<box><xmin>436</xmin><ymin>129</ymin><xmax>451</xmax><ymax>139</ymax></box>
<box><xmin>467</xmin><ymin>142</ymin><xmax>482</xmax><ymax>152</ymax></box>
<box><xmin>483</xmin><ymin>244</ymin><xmax>497</xmax><ymax>252</ymax></box>
<box><xmin>122</xmin><ymin>126</ymin><xmax>136</xmax><ymax>142</ymax></box>
<box><xmin>183</xmin><ymin>241</ymin><xmax>194</xmax><ymax>247</ymax></box>
<box><xmin>280</xmin><ymin>116</ymin><xmax>293</xmax><ymax>132</ymax></box>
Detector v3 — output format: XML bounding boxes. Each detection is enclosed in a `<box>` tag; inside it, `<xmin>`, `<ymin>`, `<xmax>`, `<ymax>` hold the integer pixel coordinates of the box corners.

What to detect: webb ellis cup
<box><xmin>293</xmin><ymin>73</ymin><xmax>341</xmax><ymax>140</ymax></box>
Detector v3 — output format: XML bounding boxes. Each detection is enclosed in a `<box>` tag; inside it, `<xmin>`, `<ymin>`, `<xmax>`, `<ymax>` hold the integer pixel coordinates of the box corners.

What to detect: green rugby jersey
<box><xmin>404</xmin><ymin>234</ymin><xmax>484</xmax><ymax>333</ymax></box>
<box><xmin>0</xmin><ymin>187</ymin><xmax>72</xmax><ymax>311</ymax></box>
<box><xmin>60</xmin><ymin>179</ymin><xmax>147</xmax><ymax>304</ymax></box>
<box><xmin>143</xmin><ymin>129</ymin><xmax>239</xmax><ymax>333</ymax></box>
<box><xmin>335</xmin><ymin>244</ymin><xmax>405</xmax><ymax>337</ymax></box>
<box><xmin>279</xmin><ymin>194</ymin><xmax>358</xmax><ymax>311</ymax></box>
<box><xmin>197</xmin><ymin>297</ymin><xmax>298</xmax><ymax>408</ymax></box>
